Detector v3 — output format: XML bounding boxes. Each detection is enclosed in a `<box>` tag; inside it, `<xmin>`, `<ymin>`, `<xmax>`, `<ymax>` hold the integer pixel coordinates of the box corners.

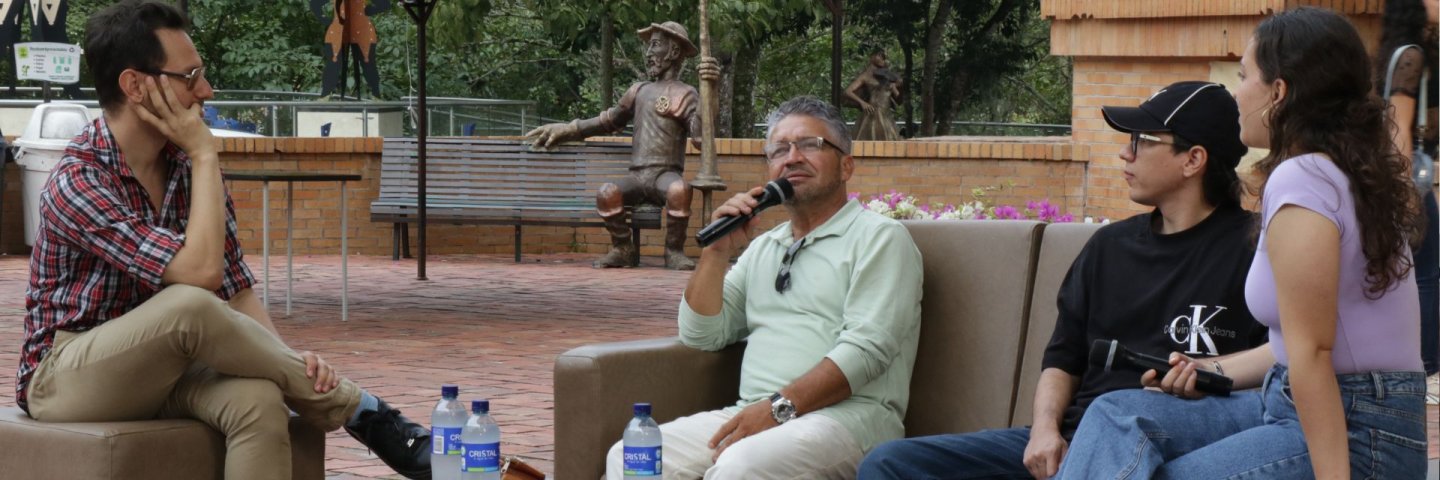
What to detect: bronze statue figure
<box><xmin>527</xmin><ymin>21</ymin><xmax>719</xmax><ymax>270</ymax></box>
<box><xmin>844</xmin><ymin>48</ymin><xmax>902</xmax><ymax>141</ymax></box>
<box><xmin>311</xmin><ymin>0</ymin><xmax>388</xmax><ymax>98</ymax></box>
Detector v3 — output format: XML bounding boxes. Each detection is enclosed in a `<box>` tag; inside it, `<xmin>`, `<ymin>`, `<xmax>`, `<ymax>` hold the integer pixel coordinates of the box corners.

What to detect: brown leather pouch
<box><xmin>500</xmin><ymin>456</ymin><xmax>546</xmax><ymax>480</ymax></box>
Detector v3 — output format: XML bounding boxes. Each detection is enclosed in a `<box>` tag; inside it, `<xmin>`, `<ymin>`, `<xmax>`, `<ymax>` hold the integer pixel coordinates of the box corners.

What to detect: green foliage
<box><xmin>190</xmin><ymin>0</ymin><xmax>326</xmax><ymax>92</ymax></box>
<box><xmin>11</xmin><ymin>0</ymin><xmax>1070</xmax><ymax>135</ymax></box>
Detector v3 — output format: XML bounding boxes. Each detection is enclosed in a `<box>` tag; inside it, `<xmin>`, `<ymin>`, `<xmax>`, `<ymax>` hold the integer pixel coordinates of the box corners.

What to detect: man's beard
<box><xmin>646</xmin><ymin>57</ymin><xmax>673</xmax><ymax>79</ymax></box>
<box><xmin>790</xmin><ymin>176</ymin><xmax>844</xmax><ymax>206</ymax></box>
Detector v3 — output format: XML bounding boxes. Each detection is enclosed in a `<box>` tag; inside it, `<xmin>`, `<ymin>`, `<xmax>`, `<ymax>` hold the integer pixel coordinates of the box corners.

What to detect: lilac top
<box><xmin>1244</xmin><ymin>154</ymin><xmax>1421</xmax><ymax>374</ymax></box>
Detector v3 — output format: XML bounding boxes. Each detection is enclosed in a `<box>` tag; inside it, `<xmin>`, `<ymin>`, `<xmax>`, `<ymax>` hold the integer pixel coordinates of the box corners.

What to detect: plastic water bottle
<box><xmin>430</xmin><ymin>385</ymin><xmax>467</xmax><ymax>480</ymax></box>
<box><xmin>622</xmin><ymin>402</ymin><xmax>663</xmax><ymax>478</ymax></box>
<box><xmin>461</xmin><ymin>400</ymin><xmax>502</xmax><ymax>480</ymax></box>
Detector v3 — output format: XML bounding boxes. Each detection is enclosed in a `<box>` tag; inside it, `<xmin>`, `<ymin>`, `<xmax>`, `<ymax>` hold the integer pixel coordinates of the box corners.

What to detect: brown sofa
<box><xmin>0</xmin><ymin>407</ymin><xmax>326</xmax><ymax>479</ymax></box>
<box><xmin>554</xmin><ymin>220</ymin><xmax>1103</xmax><ymax>480</ymax></box>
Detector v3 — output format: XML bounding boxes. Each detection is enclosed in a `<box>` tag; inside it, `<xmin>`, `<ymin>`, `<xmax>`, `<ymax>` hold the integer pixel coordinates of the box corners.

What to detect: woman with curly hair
<box><xmin>1054</xmin><ymin>8</ymin><xmax>1426</xmax><ymax>479</ymax></box>
<box><xmin>1377</xmin><ymin>0</ymin><xmax>1439</xmax><ymax>385</ymax></box>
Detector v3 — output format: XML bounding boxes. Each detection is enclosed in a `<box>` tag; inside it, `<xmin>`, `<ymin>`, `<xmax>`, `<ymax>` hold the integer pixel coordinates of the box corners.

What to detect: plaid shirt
<box><xmin>17</xmin><ymin>117</ymin><xmax>255</xmax><ymax>411</ymax></box>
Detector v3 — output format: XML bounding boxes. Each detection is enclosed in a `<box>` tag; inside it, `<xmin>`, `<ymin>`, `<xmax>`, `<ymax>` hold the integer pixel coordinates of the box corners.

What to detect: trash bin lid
<box><xmin>19</xmin><ymin>103</ymin><xmax>90</xmax><ymax>144</ymax></box>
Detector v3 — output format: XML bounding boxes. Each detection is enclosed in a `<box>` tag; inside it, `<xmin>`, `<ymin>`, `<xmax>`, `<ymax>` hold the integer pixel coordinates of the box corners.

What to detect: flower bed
<box><xmin>851</xmin><ymin>189</ymin><xmax>1078</xmax><ymax>223</ymax></box>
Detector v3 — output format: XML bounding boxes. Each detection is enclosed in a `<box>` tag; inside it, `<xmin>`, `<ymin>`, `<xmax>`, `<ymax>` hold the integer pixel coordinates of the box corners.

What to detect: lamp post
<box><xmin>401</xmin><ymin>0</ymin><xmax>438</xmax><ymax>280</ymax></box>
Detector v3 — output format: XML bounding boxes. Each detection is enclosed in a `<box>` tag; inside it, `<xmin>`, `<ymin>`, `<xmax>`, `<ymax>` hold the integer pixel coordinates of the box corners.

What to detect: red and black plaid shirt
<box><xmin>17</xmin><ymin>117</ymin><xmax>255</xmax><ymax>411</ymax></box>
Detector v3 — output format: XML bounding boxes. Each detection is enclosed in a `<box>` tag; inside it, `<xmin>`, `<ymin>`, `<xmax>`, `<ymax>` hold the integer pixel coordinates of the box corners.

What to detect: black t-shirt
<box><xmin>1040</xmin><ymin>204</ymin><xmax>1269</xmax><ymax>438</ymax></box>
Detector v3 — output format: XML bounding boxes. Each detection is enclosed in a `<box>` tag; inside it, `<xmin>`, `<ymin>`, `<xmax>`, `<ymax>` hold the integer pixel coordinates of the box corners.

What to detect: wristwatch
<box><xmin>769</xmin><ymin>392</ymin><xmax>797</xmax><ymax>424</ymax></box>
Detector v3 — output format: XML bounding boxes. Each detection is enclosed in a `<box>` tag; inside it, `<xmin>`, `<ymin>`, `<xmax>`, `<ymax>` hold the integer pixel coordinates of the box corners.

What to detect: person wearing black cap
<box><xmin>857</xmin><ymin>81</ymin><xmax>1269</xmax><ymax>480</ymax></box>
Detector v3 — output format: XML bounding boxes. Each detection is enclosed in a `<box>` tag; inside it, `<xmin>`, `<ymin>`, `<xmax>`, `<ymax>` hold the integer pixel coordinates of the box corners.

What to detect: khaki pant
<box><xmin>27</xmin><ymin>285</ymin><xmax>361</xmax><ymax>480</ymax></box>
<box><xmin>604</xmin><ymin>409</ymin><xmax>864</xmax><ymax>480</ymax></box>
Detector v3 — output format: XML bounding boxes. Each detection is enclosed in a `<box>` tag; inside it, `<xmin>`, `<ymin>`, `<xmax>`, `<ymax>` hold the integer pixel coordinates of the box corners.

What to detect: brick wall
<box><xmin>1</xmin><ymin>160</ymin><xmax>20</xmax><ymax>254</ymax></box>
<box><xmin>1071</xmin><ymin>60</ymin><xmax>1214</xmax><ymax>221</ymax></box>
<box><xmin>1048</xmin><ymin>1</ymin><xmax>1382</xmax><ymax>221</ymax></box>
<box><xmin>0</xmin><ymin>136</ymin><xmax>1087</xmax><ymax>258</ymax></box>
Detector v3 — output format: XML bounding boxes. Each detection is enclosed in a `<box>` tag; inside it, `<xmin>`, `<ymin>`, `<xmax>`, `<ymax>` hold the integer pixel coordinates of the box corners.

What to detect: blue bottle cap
<box><xmin>472</xmin><ymin>400</ymin><xmax>489</xmax><ymax>414</ymax></box>
<box><xmin>633</xmin><ymin>402</ymin><xmax>651</xmax><ymax>416</ymax></box>
<box><xmin>441</xmin><ymin>385</ymin><xmax>458</xmax><ymax>398</ymax></box>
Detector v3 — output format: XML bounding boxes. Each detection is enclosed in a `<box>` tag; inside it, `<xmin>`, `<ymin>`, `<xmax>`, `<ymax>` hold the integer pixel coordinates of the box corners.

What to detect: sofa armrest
<box><xmin>555</xmin><ymin>337</ymin><xmax>744</xmax><ymax>480</ymax></box>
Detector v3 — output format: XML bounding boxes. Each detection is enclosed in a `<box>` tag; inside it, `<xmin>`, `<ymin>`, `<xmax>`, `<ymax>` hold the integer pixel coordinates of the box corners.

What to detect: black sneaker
<box><xmin>344</xmin><ymin>399</ymin><xmax>432</xmax><ymax>480</ymax></box>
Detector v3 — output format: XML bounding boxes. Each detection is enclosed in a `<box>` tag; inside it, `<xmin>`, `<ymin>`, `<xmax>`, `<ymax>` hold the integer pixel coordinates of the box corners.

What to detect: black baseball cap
<box><xmin>1101</xmin><ymin>81</ymin><xmax>1248</xmax><ymax>169</ymax></box>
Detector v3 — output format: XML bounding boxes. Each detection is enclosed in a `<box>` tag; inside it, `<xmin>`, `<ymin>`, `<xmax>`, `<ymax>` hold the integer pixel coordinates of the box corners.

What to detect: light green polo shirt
<box><xmin>678</xmin><ymin>199</ymin><xmax>923</xmax><ymax>451</ymax></box>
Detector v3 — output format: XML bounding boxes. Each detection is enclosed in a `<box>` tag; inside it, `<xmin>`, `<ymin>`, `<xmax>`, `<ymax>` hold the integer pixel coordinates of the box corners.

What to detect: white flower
<box><xmin>866</xmin><ymin>199</ymin><xmax>893</xmax><ymax>217</ymax></box>
<box><xmin>959</xmin><ymin>202</ymin><xmax>984</xmax><ymax>220</ymax></box>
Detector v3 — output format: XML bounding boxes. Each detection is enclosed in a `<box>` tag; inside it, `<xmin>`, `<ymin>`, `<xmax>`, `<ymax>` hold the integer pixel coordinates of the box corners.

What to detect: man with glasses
<box><xmin>859</xmin><ymin>81</ymin><xmax>1269</xmax><ymax>479</ymax></box>
<box><xmin>16</xmin><ymin>2</ymin><xmax>432</xmax><ymax>478</ymax></box>
<box><xmin>604</xmin><ymin>96</ymin><xmax>923</xmax><ymax>479</ymax></box>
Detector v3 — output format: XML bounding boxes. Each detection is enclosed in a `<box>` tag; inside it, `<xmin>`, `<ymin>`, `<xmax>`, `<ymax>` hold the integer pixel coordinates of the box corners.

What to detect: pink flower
<box><xmin>993</xmin><ymin>205</ymin><xmax>1023</xmax><ymax>220</ymax></box>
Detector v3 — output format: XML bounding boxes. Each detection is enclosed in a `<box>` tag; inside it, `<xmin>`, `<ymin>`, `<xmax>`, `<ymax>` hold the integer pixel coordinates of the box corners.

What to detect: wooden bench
<box><xmin>371</xmin><ymin>138</ymin><xmax>662</xmax><ymax>262</ymax></box>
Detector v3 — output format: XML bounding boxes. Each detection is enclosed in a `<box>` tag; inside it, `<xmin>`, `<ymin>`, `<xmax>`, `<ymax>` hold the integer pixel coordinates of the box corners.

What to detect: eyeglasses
<box><xmin>775</xmin><ymin>238</ymin><xmax>806</xmax><ymax>293</ymax></box>
<box><xmin>1129</xmin><ymin>132</ymin><xmax>1193</xmax><ymax>154</ymax></box>
<box><xmin>141</xmin><ymin>66</ymin><xmax>206</xmax><ymax>90</ymax></box>
<box><xmin>763</xmin><ymin>137</ymin><xmax>844</xmax><ymax>162</ymax></box>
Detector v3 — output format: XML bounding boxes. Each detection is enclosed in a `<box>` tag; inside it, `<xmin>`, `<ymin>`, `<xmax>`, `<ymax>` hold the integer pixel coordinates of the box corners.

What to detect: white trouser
<box><xmin>604</xmin><ymin>408</ymin><xmax>864</xmax><ymax>480</ymax></box>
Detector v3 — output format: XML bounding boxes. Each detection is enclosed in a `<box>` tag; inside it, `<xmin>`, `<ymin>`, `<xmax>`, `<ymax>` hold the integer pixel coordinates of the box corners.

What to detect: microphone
<box><xmin>696</xmin><ymin>178</ymin><xmax>794</xmax><ymax>247</ymax></box>
<box><xmin>1088</xmin><ymin>339</ymin><xmax>1233</xmax><ymax>396</ymax></box>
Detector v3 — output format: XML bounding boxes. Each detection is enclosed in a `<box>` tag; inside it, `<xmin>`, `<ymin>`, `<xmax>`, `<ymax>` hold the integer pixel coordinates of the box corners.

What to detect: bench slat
<box><xmin>371</xmin><ymin>138</ymin><xmax>665</xmax><ymax>261</ymax></box>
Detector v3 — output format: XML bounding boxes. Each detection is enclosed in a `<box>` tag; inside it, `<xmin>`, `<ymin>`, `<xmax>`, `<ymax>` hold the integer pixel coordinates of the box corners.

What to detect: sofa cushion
<box><xmin>0</xmin><ymin>406</ymin><xmax>325</xmax><ymax>479</ymax></box>
<box><xmin>1010</xmin><ymin>222</ymin><xmax>1104</xmax><ymax>427</ymax></box>
<box><xmin>901</xmin><ymin>220</ymin><xmax>1043</xmax><ymax>437</ymax></box>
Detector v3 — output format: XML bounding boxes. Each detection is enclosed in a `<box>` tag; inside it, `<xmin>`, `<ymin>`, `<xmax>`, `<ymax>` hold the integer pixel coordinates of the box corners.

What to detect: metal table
<box><xmin>224</xmin><ymin>170</ymin><xmax>363</xmax><ymax>321</ymax></box>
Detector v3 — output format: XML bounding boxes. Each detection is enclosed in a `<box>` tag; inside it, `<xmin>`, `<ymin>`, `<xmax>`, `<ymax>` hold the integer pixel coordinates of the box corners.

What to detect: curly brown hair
<box><xmin>1251</xmin><ymin>7</ymin><xmax>1421</xmax><ymax>298</ymax></box>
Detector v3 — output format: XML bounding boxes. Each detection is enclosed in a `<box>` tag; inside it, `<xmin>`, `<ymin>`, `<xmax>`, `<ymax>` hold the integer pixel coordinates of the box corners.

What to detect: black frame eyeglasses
<box><xmin>142</xmin><ymin>66</ymin><xmax>206</xmax><ymax>90</ymax></box>
<box><xmin>763</xmin><ymin>137</ymin><xmax>844</xmax><ymax>162</ymax></box>
<box><xmin>775</xmin><ymin>238</ymin><xmax>806</xmax><ymax>293</ymax></box>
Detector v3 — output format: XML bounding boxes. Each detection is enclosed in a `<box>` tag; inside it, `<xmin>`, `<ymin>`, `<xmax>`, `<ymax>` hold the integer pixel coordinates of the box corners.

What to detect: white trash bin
<box><xmin>15</xmin><ymin>103</ymin><xmax>90</xmax><ymax>246</ymax></box>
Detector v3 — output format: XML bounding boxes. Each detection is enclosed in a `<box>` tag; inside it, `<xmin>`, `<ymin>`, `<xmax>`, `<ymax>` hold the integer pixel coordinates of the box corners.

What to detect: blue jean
<box><xmin>1416</xmin><ymin>190</ymin><xmax>1438</xmax><ymax>374</ymax></box>
<box><xmin>1055</xmin><ymin>364</ymin><xmax>1427</xmax><ymax>480</ymax></box>
<box><xmin>857</xmin><ymin>427</ymin><xmax>1034</xmax><ymax>480</ymax></box>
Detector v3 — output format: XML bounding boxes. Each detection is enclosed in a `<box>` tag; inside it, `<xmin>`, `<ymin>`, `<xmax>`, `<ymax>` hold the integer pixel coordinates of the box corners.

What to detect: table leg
<box><xmin>286</xmin><ymin>182</ymin><xmax>294</xmax><ymax>316</ymax></box>
<box><xmin>262</xmin><ymin>182</ymin><xmax>270</xmax><ymax>308</ymax></box>
<box><xmin>341</xmin><ymin>181</ymin><xmax>349</xmax><ymax>321</ymax></box>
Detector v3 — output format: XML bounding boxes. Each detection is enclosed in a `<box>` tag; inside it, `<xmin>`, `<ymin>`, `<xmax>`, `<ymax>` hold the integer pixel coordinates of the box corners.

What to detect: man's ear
<box><xmin>841</xmin><ymin>153</ymin><xmax>855</xmax><ymax>182</ymax></box>
<box><xmin>118</xmin><ymin>69</ymin><xmax>147</xmax><ymax>106</ymax></box>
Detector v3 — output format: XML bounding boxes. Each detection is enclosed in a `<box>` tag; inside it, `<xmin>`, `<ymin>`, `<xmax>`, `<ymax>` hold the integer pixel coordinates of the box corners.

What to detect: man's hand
<box><xmin>524</xmin><ymin>122</ymin><xmax>577</xmax><ymax>149</ymax></box>
<box><xmin>1140</xmin><ymin>352</ymin><xmax>1211</xmax><ymax>399</ymax></box>
<box><xmin>703</xmin><ymin>187</ymin><xmax>765</xmax><ymax>256</ymax></box>
<box><xmin>1022</xmin><ymin>428</ymin><xmax>1068</xmax><ymax>479</ymax></box>
<box><xmin>698</xmin><ymin>56</ymin><xmax>721</xmax><ymax>83</ymax></box>
<box><xmin>707</xmin><ymin>400</ymin><xmax>777</xmax><ymax>461</ymax></box>
<box><xmin>301</xmin><ymin>351</ymin><xmax>341</xmax><ymax>394</ymax></box>
<box><xmin>133</xmin><ymin>76</ymin><xmax>217</xmax><ymax>160</ymax></box>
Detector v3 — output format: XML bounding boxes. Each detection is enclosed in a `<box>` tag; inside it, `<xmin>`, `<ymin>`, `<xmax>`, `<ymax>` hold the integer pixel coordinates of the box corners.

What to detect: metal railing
<box><xmin>751</xmin><ymin>120</ymin><xmax>1071</xmax><ymax>138</ymax></box>
<box><xmin>0</xmin><ymin>89</ymin><xmax>541</xmax><ymax>137</ymax></box>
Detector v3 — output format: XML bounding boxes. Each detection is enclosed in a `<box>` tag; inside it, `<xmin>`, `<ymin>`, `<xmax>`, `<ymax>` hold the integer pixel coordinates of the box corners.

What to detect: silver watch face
<box><xmin>771</xmin><ymin>397</ymin><xmax>796</xmax><ymax>423</ymax></box>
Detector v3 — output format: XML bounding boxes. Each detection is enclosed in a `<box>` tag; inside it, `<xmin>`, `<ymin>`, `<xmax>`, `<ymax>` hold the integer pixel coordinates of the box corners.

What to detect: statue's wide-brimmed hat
<box><xmin>637</xmin><ymin>22</ymin><xmax>698</xmax><ymax>58</ymax></box>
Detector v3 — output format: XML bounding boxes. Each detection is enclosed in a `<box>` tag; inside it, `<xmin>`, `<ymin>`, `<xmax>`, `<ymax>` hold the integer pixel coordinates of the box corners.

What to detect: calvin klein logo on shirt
<box><xmin>1163</xmin><ymin>305</ymin><xmax>1237</xmax><ymax>356</ymax></box>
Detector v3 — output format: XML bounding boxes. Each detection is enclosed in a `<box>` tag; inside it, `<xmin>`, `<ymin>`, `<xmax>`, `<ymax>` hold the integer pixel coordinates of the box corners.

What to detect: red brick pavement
<box><xmin>0</xmin><ymin>252</ymin><xmax>690</xmax><ymax>479</ymax></box>
<box><xmin>0</xmin><ymin>252</ymin><xmax>1435</xmax><ymax>479</ymax></box>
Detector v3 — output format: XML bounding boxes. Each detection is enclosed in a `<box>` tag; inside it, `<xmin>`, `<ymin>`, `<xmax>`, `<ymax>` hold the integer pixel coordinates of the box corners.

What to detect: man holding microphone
<box><xmin>604</xmin><ymin>96</ymin><xmax>924</xmax><ymax>479</ymax></box>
